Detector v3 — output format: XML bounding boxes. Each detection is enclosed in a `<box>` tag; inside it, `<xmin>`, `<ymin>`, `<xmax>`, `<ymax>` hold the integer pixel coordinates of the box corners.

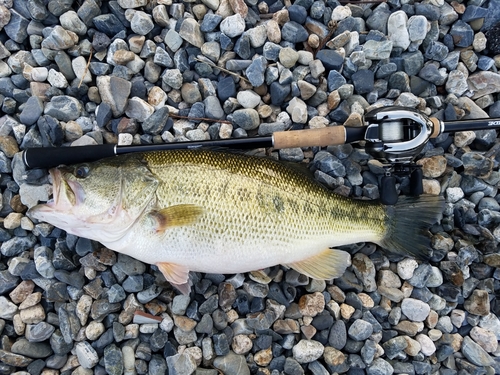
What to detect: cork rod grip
<box><xmin>272</xmin><ymin>126</ymin><xmax>347</xmax><ymax>149</ymax></box>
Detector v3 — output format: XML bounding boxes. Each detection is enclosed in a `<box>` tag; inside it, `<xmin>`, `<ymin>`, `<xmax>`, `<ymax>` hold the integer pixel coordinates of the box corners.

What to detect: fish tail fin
<box><xmin>379</xmin><ymin>195</ymin><xmax>445</xmax><ymax>259</ymax></box>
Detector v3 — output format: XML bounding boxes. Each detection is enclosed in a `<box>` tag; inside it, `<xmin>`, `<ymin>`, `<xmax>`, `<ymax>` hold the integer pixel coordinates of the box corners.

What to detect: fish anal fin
<box><xmin>286</xmin><ymin>249</ymin><xmax>351</xmax><ymax>280</ymax></box>
<box><xmin>157</xmin><ymin>262</ymin><xmax>191</xmax><ymax>295</ymax></box>
<box><xmin>149</xmin><ymin>204</ymin><xmax>204</xmax><ymax>233</ymax></box>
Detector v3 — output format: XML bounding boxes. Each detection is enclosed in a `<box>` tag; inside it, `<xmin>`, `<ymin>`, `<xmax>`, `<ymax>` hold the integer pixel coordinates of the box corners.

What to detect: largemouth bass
<box><xmin>29</xmin><ymin>149</ymin><xmax>443</xmax><ymax>294</ymax></box>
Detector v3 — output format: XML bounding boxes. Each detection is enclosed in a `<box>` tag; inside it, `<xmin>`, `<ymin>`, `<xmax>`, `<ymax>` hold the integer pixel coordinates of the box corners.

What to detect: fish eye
<box><xmin>75</xmin><ymin>165</ymin><xmax>90</xmax><ymax>179</ymax></box>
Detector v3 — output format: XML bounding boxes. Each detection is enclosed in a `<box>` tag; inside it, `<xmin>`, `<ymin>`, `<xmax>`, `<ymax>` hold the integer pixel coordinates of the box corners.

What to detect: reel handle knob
<box><xmin>410</xmin><ymin>168</ymin><xmax>424</xmax><ymax>196</ymax></box>
<box><xmin>380</xmin><ymin>175</ymin><xmax>398</xmax><ymax>205</ymax></box>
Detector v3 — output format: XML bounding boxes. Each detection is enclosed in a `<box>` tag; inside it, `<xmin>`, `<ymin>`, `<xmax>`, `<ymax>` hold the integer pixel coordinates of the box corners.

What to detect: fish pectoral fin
<box><xmin>149</xmin><ymin>204</ymin><xmax>204</xmax><ymax>233</ymax></box>
<box><xmin>157</xmin><ymin>262</ymin><xmax>192</xmax><ymax>295</ymax></box>
<box><xmin>286</xmin><ymin>249</ymin><xmax>352</xmax><ymax>280</ymax></box>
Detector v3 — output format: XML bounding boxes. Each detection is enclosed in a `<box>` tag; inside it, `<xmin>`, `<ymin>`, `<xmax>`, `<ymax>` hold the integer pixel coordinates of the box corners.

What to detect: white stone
<box><xmin>446</xmin><ymin>187</ymin><xmax>465</xmax><ymax>203</ymax></box>
<box><xmin>47</xmin><ymin>69</ymin><xmax>68</xmax><ymax>88</ymax></box>
<box><xmin>0</xmin><ymin>60</ymin><xmax>12</xmax><ymax>78</ymax></box>
<box><xmin>426</xmin><ymin>267</ymin><xmax>443</xmax><ymax>288</ymax></box>
<box><xmin>125</xmin><ymin>97</ymin><xmax>154</xmax><ymax>122</ymax></box>
<box><xmin>72</xmin><ymin>56</ymin><xmax>92</xmax><ymax>84</ymax></box>
<box><xmin>118</xmin><ymin>133</ymin><xmax>134</xmax><ymax>146</ymax></box>
<box><xmin>286</xmin><ymin>97</ymin><xmax>308</xmax><ymax>124</ymax></box>
<box><xmin>219</xmin><ymin>122</ymin><xmax>233</xmax><ymax>139</ymax></box>
<box><xmin>247</xmin><ymin>25</ymin><xmax>267</xmax><ymax>48</ymax></box>
<box><xmin>416</xmin><ymin>334</ymin><xmax>436</xmax><ymax>356</ymax></box>
<box><xmin>0</xmin><ymin>296</ymin><xmax>18</xmax><ymax>319</ymax></box>
<box><xmin>292</xmin><ymin>339</ymin><xmax>324</xmax><ymax>363</ymax></box>
<box><xmin>479</xmin><ymin>313</ymin><xmax>500</xmax><ymax>340</ymax></box>
<box><xmin>401</xmin><ymin>298</ymin><xmax>430</xmax><ymax>322</ymax></box>
<box><xmin>237</xmin><ymin>90</ymin><xmax>261</xmax><ymax>108</ymax></box>
<box><xmin>75</xmin><ymin>341</ymin><xmax>99</xmax><ymax>369</ymax></box>
<box><xmin>60</xmin><ymin>10</ymin><xmax>87</xmax><ymax>35</ymax></box>
<box><xmin>388</xmin><ymin>10</ymin><xmax>410</xmax><ymax>50</ymax></box>
<box><xmin>122</xmin><ymin>346</ymin><xmax>136</xmax><ymax>375</ymax></box>
<box><xmin>397</xmin><ymin>258</ymin><xmax>418</xmax><ymax>280</ymax></box>
<box><xmin>220</xmin><ymin>14</ymin><xmax>245</xmax><ymax>38</ymax></box>
<box><xmin>446</xmin><ymin>70</ymin><xmax>468</xmax><ymax>97</ymax></box>
<box><xmin>331</xmin><ymin>5</ymin><xmax>351</xmax><ymax>22</ymax></box>
<box><xmin>31</xmin><ymin>67</ymin><xmax>48</xmax><ymax>82</ymax></box>
<box><xmin>408</xmin><ymin>15</ymin><xmax>429</xmax><ymax>42</ymax></box>
<box><xmin>470</xmin><ymin>326</ymin><xmax>499</xmax><ymax>353</ymax></box>
<box><xmin>297</xmin><ymin>51</ymin><xmax>313</xmax><ymax>65</ymax></box>
<box><xmin>19</xmin><ymin>184</ymin><xmax>52</xmax><ymax>208</ymax></box>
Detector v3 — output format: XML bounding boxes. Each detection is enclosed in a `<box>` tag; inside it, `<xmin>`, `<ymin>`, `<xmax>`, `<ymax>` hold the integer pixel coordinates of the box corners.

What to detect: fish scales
<box><xmin>143</xmin><ymin>150</ymin><xmax>386</xmax><ymax>254</ymax></box>
<box><xmin>29</xmin><ymin>149</ymin><xmax>443</xmax><ymax>294</ymax></box>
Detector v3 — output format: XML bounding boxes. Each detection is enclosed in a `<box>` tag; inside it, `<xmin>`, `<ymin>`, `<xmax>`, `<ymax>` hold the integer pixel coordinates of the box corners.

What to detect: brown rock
<box><xmin>464</xmin><ymin>290</ymin><xmax>490</xmax><ymax>316</ymax></box>
<box><xmin>484</xmin><ymin>253</ymin><xmax>500</xmax><ymax>267</ymax></box>
<box><xmin>272</xmin><ymin>9</ymin><xmax>289</xmax><ymax>25</ymax></box>
<box><xmin>422</xmin><ymin>179</ymin><xmax>441</xmax><ymax>195</ymax></box>
<box><xmin>10</xmin><ymin>195</ymin><xmax>27</xmax><ymax>214</ymax></box>
<box><xmin>232</xmin><ymin>334</ymin><xmax>253</xmax><ymax>354</ymax></box>
<box><xmin>403</xmin><ymin>336</ymin><xmax>421</xmax><ymax>356</ymax></box>
<box><xmin>178</xmin><ymin>18</ymin><xmax>204</xmax><ymax>48</ymax></box>
<box><xmin>308</xmin><ymin>34</ymin><xmax>320</xmax><ymax>49</ymax></box>
<box><xmin>9</xmin><ymin>281</ymin><xmax>35</xmax><ymax>304</ymax></box>
<box><xmin>113</xmin><ymin>50</ymin><xmax>136</xmax><ymax>65</ymax></box>
<box><xmin>174</xmin><ymin>315</ymin><xmax>197</xmax><ymax>332</ymax></box>
<box><xmin>417</xmin><ymin>155</ymin><xmax>447</xmax><ymax>178</ymax></box>
<box><xmin>0</xmin><ymin>349</ymin><xmax>32</xmax><ymax>367</ymax></box>
<box><xmin>450</xmin><ymin>1</ymin><xmax>466</xmax><ymax>14</ymax></box>
<box><xmin>273</xmin><ymin>319</ymin><xmax>300</xmax><ymax>335</ymax></box>
<box><xmin>339</xmin><ymin>303</ymin><xmax>355</xmax><ymax>320</ymax></box>
<box><xmin>470</xmin><ymin>326</ymin><xmax>498</xmax><ymax>353</ymax></box>
<box><xmin>301</xmin><ymin>324</ymin><xmax>317</xmax><ymax>340</ymax></box>
<box><xmin>117</xmin><ymin>118</ymin><xmax>139</xmax><ymax>134</ymax></box>
<box><xmin>266</xmin><ymin>19</ymin><xmax>281</xmax><ymax>44</ymax></box>
<box><xmin>468</xmin><ymin>71</ymin><xmax>500</xmax><ymax>99</ymax></box>
<box><xmin>254</xmin><ymin>348</ymin><xmax>272</xmax><ymax>366</ymax></box>
<box><xmin>343</xmin><ymin>112</ymin><xmax>363</xmax><ymax>127</ymax></box>
<box><xmin>30</xmin><ymin>82</ymin><xmax>51</xmax><ymax>99</ymax></box>
<box><xmin>327</xmin><ymin>285</ymin><xmax>345</xmax><ymax>303</ymax></box>
<box><xmin>299</xmin><ymin>292</ymin><xmax>325</xmax><ymax>317</ymax></box>
<box><xmin>0</xmin><ymin>135</ymin><xmax>19</xmax><ymax>157</ymax></box>
<box><xmin>394</xmin><ymin>321</ymin><xmax>424</xmax><ymax>336</ymax></box>
<box><xmin>19</xmin><ymin>292</ymin><xmax>42</xmax><ymax>310</ymax></box>
<box><xmin>327</xmin><ymin>90</ymin><xmax>341</xmax><ymax>110</ymax></box>
<box><xmin>425</xmin><ymin>310</ymin><xmax>439</xmax><ymax>329</ymax></box>
<box><xmin>323</xmin><ymin>346</ymin><xmax>345</xmax><ymax>366</ymax></box>
<box><xmin>0</xmin><ymin>5</ymin><xmax>10</xmax><ymax>29</ymax></box>
<box><xmin>229</xmin><ymin>0</ymin><xmax>248</xmax><ymax>18</ymax></box>
<box><xmin>19</xmin><ymin>304</ymin><xmax>45</xmax><ymax>324</ymax></box>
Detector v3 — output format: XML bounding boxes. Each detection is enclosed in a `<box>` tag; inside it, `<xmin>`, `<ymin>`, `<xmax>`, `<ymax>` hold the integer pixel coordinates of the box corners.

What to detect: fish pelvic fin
<box><xmin>157</xmin><ymin>262</ymin><xmax>192</xmax><ymax>295</ymax></box>
<box><xmin>286</xmin><ymin>248</ymin><xmax>352</xmax><ymax>280</ymax></box>
<box><xmin>149</xmin><ymin>204</ymin><xmax>204</xmax><ymax>233</ymax></box>
<box><xmin>381</xmin><ymin>195</ymin><xmax>445</xmax><ymax>259</ymax></box>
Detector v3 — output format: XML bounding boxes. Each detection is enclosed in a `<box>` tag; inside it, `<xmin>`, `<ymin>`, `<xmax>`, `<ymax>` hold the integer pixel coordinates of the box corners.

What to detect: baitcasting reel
<box><xmin>363</xmin><ymin>106</ymin><xmax>443</xmax><ymax>205</ymax></box>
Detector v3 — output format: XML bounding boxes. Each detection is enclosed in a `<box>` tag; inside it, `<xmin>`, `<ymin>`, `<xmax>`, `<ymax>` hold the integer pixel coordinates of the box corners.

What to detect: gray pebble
<box><xmin>348</xmin><ymin>320</ymin><xmax>373</xmax><ymax>341</ymax></box>
<box><xmin>401</xmin><ymin>298</ymin><xmax>430</xmax><ymax>322</ymax></box>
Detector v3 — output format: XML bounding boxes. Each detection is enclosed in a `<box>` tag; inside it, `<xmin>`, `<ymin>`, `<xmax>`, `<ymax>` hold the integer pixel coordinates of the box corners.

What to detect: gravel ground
<box><xmin>1</xmin><ymin>0</ymin><xmax>500</xmax><ymax>374</ymax></box>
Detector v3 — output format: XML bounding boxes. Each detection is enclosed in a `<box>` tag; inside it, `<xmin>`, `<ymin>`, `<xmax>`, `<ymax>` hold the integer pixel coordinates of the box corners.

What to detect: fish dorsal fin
<box><xmin>157</xmin><ymin>262</ymin><xmax>191</xmax><ymax>295</ymax></box>
<box><xmin>148</xmin><ymin>204</ymin><xmax>204</xmax><ymax>233</ymax></box>
<box><xmin>286</xmin><ymin>249</ymin><xmax>351</xmax><ymax>280</ymax></box>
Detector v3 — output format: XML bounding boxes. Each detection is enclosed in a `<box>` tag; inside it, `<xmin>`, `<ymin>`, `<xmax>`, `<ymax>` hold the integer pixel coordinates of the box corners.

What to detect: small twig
<box><xmin>194</xmin><ymin>57</ymin><xmax>250</xmax><ymax>83</ymax></box>
<box><xmin>317</xmin><ymin>21</ymin><xmax>337</xmax><ymax>52</ymax></box>
<box><xmin>78</xmin><ymin>48</ymin><xmax>93</xmax><ymax>88</ymax></box>
<box><xmin>169</xmin><ymin>113</ymin><xmax>232</xmax><ymax>124</ymax></box>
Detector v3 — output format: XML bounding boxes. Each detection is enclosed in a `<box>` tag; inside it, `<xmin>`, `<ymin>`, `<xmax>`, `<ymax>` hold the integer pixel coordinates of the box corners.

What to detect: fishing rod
<box><xmin>23</xmin><ymin>106</ymin><xmax>500</xmax><ymax>204</ymax></box>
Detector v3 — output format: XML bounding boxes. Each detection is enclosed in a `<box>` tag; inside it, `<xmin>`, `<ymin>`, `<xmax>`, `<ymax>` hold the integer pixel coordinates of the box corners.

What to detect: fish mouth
<box><xmin>29</xmin><ymin>168</ymin><xmax>85</xmax><ymax>219</ymax></box>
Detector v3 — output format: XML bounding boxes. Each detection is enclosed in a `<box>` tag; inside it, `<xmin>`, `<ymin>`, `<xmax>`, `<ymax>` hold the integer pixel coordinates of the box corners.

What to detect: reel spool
<box><xmin>363</xmin><ymin>106</ymin><xmax>434</xmax><ymax>205</ymax></box>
